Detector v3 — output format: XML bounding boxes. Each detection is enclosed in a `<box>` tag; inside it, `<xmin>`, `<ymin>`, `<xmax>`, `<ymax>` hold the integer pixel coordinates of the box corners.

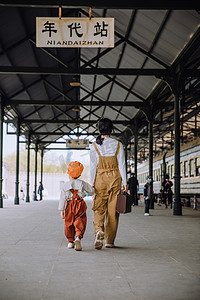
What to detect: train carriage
<box><xmin>137</xmin><ymin>138</ymin><xmax>200</xmax><ymax>201</ymax></box>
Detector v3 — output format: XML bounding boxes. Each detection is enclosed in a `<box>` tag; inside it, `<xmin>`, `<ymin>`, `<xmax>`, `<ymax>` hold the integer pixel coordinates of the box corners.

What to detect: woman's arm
<box><xmin>117</xmin><ymin>143</ymin><xmax>127</xmax><ymax>186</ymax></box>
<box><xmin>90</xmin><ymin>143</ymin><xmax>98</xmax><ymax>186</ymax></box>
<box><xmin>82</xmin><ymin>181</ymin><xmax>95</xmax><ymax>195</ymax></box>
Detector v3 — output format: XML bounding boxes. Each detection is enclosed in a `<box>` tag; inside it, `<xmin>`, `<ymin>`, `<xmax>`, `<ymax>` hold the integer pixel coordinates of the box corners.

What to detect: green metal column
<box><xmin>173</xmin><ymin>91</ymin><xmax>182</xmax><ymax>215</ymax></box>
<box><xmin>14</xmin><ymin>119</ymin><xmax>20</xmax><ymax>205</ymax></box>
<box><xmin>134</xmin><ymin>125</ymin><xmax>138</xmax><ymax>205</ymax></box>
<box><xmin>34</xmin><ymin>142</ymin><xmax>38</xmax><ymax>201</ymax></box>
<box><xmin>149</xmin><ymin>121</ymin><xmax>153</xmax><ymax>178</ymax></box>
<box><xmin>148</xmin><ymin>105</ymin><xmax>154</xmax><ymax>209</ymax></box>
<box><xmin>149</xmin><ymin>119</ymin><xmax>154</xmax><ymax>209</ymax></box>
<box><xmin>0</xmin><ymin>100</ymin><xmax>4</xmax><ymax>208</ymax></box>
<box><xmin>164</xmin><ymin>73</ymin><xmax>182</xmax><ymax>215</ymax></box>
<box><xmin>125</xmin><ymin>142</ymin><xmax>128</xmax><ymax>176</ymax></box>
<box><xmin>26</xmin><ymin>133</ymin><xmax>30</xmax><ymax>203</ymax></box>
<box><xmin>40</xmin><ymin>149</ymin><xmax>44</xmax><ymax>200</ymax></box>
<box><xmin>134</xmin><ymin>124</ymin><xmax>138</xmax><ymax>180</ymax></box>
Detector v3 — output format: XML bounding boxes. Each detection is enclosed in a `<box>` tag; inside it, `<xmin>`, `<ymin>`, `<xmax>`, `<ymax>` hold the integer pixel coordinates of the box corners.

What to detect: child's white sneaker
<box><xmin>68</xmin><ymin>242</ymin><xmax>74</xmax><ymax>249</ymax></box>
<box><xmin>94</xmin><ymin>230</ymin><xmax>104</xmax><ymax>250</ymax></box>
<box><xmin>74</xmin><ymin>237</ymin><xmax>82</xmax><ymax>251</ymax></box>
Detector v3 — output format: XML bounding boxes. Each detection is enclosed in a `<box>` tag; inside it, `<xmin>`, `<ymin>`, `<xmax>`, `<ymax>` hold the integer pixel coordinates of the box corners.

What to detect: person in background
<box><xmin>38</xmin><ymin>181</ymin><xmax>44</xmax><ymax>201</ymax></box>
<box><xmin>162</xmin><ymin>174</ymin><xmax>173</xmax><ymax>208</ymax></box>
<box><xmin>19</xmin><ymin>187</ymin><xmax>25</xmax><ymax>201</ymax></box>
<box><xmin>143</xmin><ymin>176</ymin><xmax>153</xmax><ymax>216</ymax></box>
<box><xmin>58</xmin><ymin>161</ymin><xmax>94</xmax><ymax>251</ymax></box>
<box><xmin>90</xmin><ymin>118</ymin><xmax>128</xmax><ymax>250</ymax></box>
<box><xmin>127</xmin><ymin>173</ymin><xmax>139</xmax><ymax>205</ymax></box>
<box><xmin>157</xmin><ymin>189</ymin><xmax>165</xmax><ymax>206</ymax></box>
<box><xmin>32</xmin><ymin>191</ymin><xmax>36</xmax><ymax>201</ymax></box>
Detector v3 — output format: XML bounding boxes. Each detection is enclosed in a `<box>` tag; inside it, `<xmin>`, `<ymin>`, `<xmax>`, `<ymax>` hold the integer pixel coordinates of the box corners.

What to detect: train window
<box><xmin>171</xmin><ymin>165</ymin><xmax>174</xmax><ymax>177</ymax></box>
<box><xmin>196</xmin><ymin>157</ymin><xmax>200</xmax><ymax>176</ymax></box>
<box><xmin>168</xmin><ymin>165</ymin><xmax>171</xmax><ymax>178</ymax></box>
<box><xmin>180</xmin><ymin>162</ymin><xmax>184</xmax><ymax>177</ymax></box>
<box><xmin>190</xmin><ymin>159</ymin><xmax>194</xmax><ymax>177</ymax></box>
<box><xmin>141</xmin><ymin>174</ymin><xmax>144</xmax><ymax>183</ymax></box>
<box><xmin>184</xmin><ymin>161</ymin><xmax>189</xmax><ymax>177</ymax></box>
<box><xmin>158</xmin><ymin>169</ymin><xmax>160</xmax><ymax>181</ymax></box>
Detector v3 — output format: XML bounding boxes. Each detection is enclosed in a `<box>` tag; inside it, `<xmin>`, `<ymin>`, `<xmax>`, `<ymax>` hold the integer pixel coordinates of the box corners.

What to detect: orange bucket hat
<box><xmin>67</xmin><ymin>161</ymin><xmax>84</xmax><ymax>178</ymax></box>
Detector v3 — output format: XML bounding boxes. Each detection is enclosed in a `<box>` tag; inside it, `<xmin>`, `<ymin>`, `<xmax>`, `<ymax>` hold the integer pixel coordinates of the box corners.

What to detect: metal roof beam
<box><xmin>1</xmin><ymin>66</ymin><xmax>199</xmax><ymax>77</ymax></box>
<box><xmin>5</xmin><ymin>100</ymin><xmax>144</xmax><ymax>108</ymax></box>
<box><xmin>5</xmin><ymin>119</ymin><xmax>132</xmax><ymax>125</ymax></box>
<box><xmin>23</xmin><ymin>132</ymin><xmax>122</xmax><ymax>136</ymax></box>
<box><xmin>0</xmin><ymin>66</ymin><xmax>168</xmax><ymax>76</ymax></box>
<box><xmin>80</xmin><ymin>57</ymin><xmax>146</xmax><ymax>102</ymax></box>
<box><xmin>0</xmin><ymin>0</ymin><xmax>199</xmax><ymax>9</ymax></box>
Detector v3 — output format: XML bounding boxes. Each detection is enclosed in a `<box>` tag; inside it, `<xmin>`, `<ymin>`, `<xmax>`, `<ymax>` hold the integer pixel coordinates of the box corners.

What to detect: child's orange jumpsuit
<box><xmin>64</xmin><ymin>189</ymin><xmax>87</xmax><ymax>242</ymax></box>
<box><xmin>58</xmin><ymin>179</ymin><xmax>95</xmax><ymax>243</ymax></box>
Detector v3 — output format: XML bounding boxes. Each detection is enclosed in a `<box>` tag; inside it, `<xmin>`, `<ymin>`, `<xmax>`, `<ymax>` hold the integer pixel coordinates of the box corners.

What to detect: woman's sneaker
<box><xmin>74</xmin><ymin>237</ymin><xmax>82</xmax><ymax>251</ymax></box>
<box><xmin>105</xmin><ymin>243</ymin><xmax>115</xmax><ymax>248</ymax></box>
<box><xmin>68</xmin><ymin>242</ymin><xmax>74</xmax><ymax>249</ymax></box>
<box><xmin>94</xmin><ymin>231</ymin><xmax>104</xmax><ymax>249</ymax></box>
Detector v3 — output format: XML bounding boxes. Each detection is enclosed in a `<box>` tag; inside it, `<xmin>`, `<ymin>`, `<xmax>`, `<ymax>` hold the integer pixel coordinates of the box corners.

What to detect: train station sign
<box><xmin>36</xmin><ymin>17</ymin><xmax>114</xmax><ymax>48</ymax></box>
<box><xmin>66</xmin><ymin>139</ymin><xmax>89</xmax><ymax>148</ymax></box>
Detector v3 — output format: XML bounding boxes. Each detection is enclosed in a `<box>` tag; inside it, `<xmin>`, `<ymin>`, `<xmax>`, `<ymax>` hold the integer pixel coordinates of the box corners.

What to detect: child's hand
<box><xmin>61</xmin><ymin>211</ymin><xmax>65</xmax><ymax>219</ymax></box>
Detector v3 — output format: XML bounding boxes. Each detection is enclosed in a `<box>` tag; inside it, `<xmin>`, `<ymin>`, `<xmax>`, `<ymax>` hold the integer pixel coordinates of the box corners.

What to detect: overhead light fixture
<box><xmin>70</xmin><ymin>82</ymin><xmax>82</xmax><ymax>87</ymax></box>
<box><xmin>70</xmin><ymin>75</ymin><xmax>81</xmax><ymax>87</ymax></box>
<box><xmin>72</xmin><ymin>106</ymin><xmax>81</xmax><ymax>112</ymax></box>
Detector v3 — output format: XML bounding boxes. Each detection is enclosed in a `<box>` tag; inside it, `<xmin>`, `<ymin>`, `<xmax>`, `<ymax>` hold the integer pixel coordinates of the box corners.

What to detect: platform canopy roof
<box><xmin>0</xmin><ymin>1</ymin><xmax>200</xmax><ymax>159</ymax></box>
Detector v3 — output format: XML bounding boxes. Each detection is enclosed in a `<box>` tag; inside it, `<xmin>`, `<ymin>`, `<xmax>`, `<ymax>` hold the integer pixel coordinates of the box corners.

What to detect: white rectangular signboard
<box><xmin>66</xmin><ymin>139</ymin><xmax>89</xmax><ymax>148</ymax></box>
<box><xmin>36</xmin><ymin>17</ymin><xmax>114</xmax><ymax>48</ymax></box>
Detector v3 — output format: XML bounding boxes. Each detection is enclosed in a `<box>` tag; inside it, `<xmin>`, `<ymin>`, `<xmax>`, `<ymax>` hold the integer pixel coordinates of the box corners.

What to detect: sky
<box><xmin>3</xmin><ymin>123</ymin><xmax>90</xmax><ymax>166</ymax></box>
<box><xmin>3</xmin><ymin>123</ymin><xmax>17</xmax><ymax>157</ymax></box>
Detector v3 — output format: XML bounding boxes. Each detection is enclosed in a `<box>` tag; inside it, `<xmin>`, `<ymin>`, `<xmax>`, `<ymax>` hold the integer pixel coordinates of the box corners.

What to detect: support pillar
<box><xmin>148</xmin><ymin>106</ymin><xmax>154</xmax><ymax>209</ymax></box>
<box><xmin>40</xmin><ymin>149</ymin><xmax>44</xmax><ymax>200</ymax></box>
<box><xmin>0</xmin><ymin>100</ymin><xmax>4</xmax><ymax>208</ymax></box>
<box><xmin>173</xmin><ymin>91</ymin><xmax>182</xmax><ymax>215</ymax></box>
<box><xmin>14</xmin><ymin>119</ymin><xmax>20</xmax><ymax>205</ymax></box>
<box><xmin>125</xmin><ymin>142</ymin><xmax>128</xmax><ymax>176</ymax></box>
<box><xmin>134</xmin><ymin>124</ymin><xmax>138</xmax><ymax>205</ymax></box>
<box><xmin>134</xmin><ymin>125</ymin><xmax>138</xmax><ymax>179</ymax></box>
<box><xmin>164</xmin><ymin>72</ymin><xmax>182</xmax><ymax>215</ymax></box>
<box><xmin>34</xmin><ymin>142</ymin><xmax>38</xmax><ymax>201</ymax></box>
<box><xmin>26</xmin><ymin>133</ymin><xmax>30</xmax><ymax>203</ymax></box>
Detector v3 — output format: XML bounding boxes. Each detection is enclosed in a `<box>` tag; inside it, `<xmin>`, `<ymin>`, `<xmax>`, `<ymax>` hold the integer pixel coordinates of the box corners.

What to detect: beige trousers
<box><xmin>92</xmin><ymin>142</ymin><xmax>121</xmax><ymax>244</ymax></box>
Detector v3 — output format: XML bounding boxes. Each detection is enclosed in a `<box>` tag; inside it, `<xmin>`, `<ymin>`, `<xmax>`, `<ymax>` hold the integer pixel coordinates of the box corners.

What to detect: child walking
<box><xmin>58</xmin><ymin>161</ymin><xmax>95</xmax><ymax>251</ymax></box>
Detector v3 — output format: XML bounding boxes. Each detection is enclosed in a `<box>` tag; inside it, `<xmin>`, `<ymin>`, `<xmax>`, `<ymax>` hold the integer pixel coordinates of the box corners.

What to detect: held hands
<box><xmin>61</xmin><ymin>211</ymin><xmax>65</xmax><ymax>219</ymax></box>
<box><xmin>123</xmin><ymin>185</ymin><xmax>128</xmax><ymax>192</ymax></box>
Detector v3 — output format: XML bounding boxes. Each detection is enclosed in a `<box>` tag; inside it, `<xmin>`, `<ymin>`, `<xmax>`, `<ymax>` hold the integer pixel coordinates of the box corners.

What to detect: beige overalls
<box><xmin>92</xmin><ymin>142</ymin><xmax>122</xmax><ymax>244</ymax></box>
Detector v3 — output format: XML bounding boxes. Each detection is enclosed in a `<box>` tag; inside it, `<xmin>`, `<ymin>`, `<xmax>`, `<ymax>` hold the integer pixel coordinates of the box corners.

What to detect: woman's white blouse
<box><xmin>90</xmin><ymin>137</ymin><xmax>127</xmax><ymax>186</ymax></box>
<box><xmin>58</xmin><ymin>179</ymin><xmax>95</xmax><ymax>211</ymax></box>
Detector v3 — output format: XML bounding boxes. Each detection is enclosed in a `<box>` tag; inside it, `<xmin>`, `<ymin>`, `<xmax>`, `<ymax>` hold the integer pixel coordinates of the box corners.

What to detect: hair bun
<box><xmin>96</xmin><ymin>135</ymin><xmax>104</xmax><ymax>145</ymax></box>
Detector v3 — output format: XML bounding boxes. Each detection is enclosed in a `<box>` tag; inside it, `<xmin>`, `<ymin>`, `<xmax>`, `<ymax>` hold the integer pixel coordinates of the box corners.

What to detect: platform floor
<box><xmin>0</xmin><ymin>198</ymin><xmax>200</xmax><ymax>300</ymax></box>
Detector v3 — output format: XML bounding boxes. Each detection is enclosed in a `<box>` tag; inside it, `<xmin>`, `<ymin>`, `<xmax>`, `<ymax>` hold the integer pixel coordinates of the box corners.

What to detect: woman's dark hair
<box><xmin>96</xmin><ymin>118</ymin><xmax>113</xmax><ymax>145</ymax></box>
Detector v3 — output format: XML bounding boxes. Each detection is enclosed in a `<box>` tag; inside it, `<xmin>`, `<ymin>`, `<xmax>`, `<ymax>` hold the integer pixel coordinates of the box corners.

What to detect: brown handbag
<box><xmin>116</xmin><ymin>192</ymin><xmax>132</xmax><ymax>214</ymax></box>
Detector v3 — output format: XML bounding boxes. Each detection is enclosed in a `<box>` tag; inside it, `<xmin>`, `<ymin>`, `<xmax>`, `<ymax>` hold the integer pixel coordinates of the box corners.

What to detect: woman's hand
<box><xmin>123</xmin><ymin>185</ymin><xmax>128</xmax><ymax>192</ymax></box>
<box><xmin>61</xmin><ymin>211</ymin><xmax>65</xmax><ymax>219</ymax></box>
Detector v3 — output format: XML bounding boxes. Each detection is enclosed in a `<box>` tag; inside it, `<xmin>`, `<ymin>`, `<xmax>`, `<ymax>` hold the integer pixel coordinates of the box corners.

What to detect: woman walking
<box><xmin>90</xmin><ymin>118</ymin><xmax>127</xmax><ymax>249</ymax></box>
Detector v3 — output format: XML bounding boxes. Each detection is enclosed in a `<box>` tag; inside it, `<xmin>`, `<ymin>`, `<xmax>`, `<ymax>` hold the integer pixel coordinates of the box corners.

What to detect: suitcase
<box><xmin>116</xmin><ymin>192</ymin><xmax>132</xmax><ymax>214</ymax></box>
